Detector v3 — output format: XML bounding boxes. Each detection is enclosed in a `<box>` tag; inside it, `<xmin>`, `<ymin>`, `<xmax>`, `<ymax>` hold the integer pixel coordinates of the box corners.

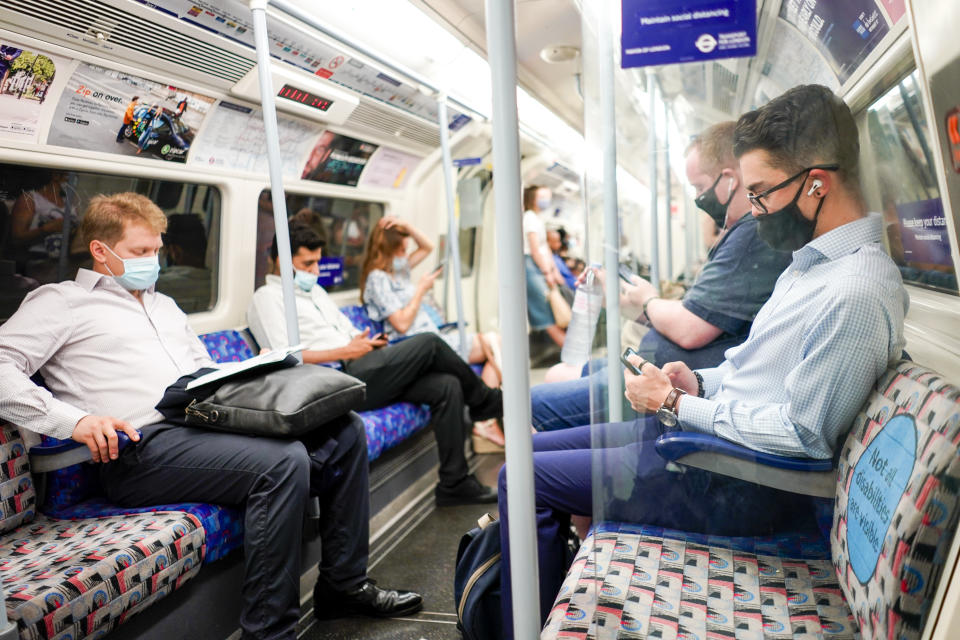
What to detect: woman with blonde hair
<box><xmin>361</xmin><ymin>216</ymin><xmax>504</xmax><ymax>446</ymax></box>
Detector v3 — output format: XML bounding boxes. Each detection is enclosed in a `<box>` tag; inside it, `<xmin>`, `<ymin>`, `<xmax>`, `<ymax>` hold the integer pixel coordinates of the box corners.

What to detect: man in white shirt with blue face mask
<box><xmin>0</xmin><ymin>192</ymin><xmax>423</xmax><ymax>640</ymax></box>
<box><xmin>247</xmin><ymin>224</ymin><xmax>503</xmax><ymax>507</ymax></box>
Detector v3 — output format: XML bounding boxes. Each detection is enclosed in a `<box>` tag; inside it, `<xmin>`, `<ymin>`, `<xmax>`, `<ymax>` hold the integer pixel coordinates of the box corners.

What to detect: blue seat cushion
<box><xmin>359</xmin><ymin>403</ymin><xmax>431</xmax><ymax>461</ymax></box>
<box><xmin>339</xmin><ymin>305</ymin><xmax>384</xmax><ymax>336</ymax></box>
<box><xmin>41</xmin><ymin>499</ymin><xmax>243</xmax><ymax>564</ymax></box>
<box><xmin>198</xmin><ymin>329</ymin><xmax>256</xmax><ymax>362</ymax></box>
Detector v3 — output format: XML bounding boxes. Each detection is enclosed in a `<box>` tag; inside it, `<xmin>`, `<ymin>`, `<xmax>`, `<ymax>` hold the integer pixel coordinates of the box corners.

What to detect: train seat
<box><xmin>542</xmin><ymin>360</ymin><xmax>960</xmax><ymax>640</ymax></box>
<box><xmin>0</xmin><ymin>424</ymin><xmax>205</xmax><ymax>640</ymax></box>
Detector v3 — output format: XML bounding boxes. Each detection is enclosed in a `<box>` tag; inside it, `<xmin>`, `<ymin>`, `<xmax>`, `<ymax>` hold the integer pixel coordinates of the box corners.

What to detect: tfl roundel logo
<box><xmin>695</xmin><ymin>34</ymin><xmax>717</xmax><ymax>53</ymax></box>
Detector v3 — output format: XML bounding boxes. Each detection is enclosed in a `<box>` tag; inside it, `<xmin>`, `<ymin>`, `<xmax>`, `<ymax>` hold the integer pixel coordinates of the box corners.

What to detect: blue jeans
<box><xmin>531</xmin><ymin>361</ymin><xmax>637</xmax><ymax>431</ymax></box>
<box><xmin>497</xmin><ymin>417</ymin><xmax>818</xmax><ymax>638</ymax></box>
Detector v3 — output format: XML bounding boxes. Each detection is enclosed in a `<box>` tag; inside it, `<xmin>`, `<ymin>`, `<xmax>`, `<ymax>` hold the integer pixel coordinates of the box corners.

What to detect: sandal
<box><xmin>472</xmin><ymin>418</ymin><xmax>505</xmax><ymax>452</ymax></box>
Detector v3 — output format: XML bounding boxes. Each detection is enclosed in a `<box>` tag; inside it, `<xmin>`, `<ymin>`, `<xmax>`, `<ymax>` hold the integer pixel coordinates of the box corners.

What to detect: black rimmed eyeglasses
<box><xmin>747</xmin><ymin>164</ymin><xmax>839</xmax><ymax>214</ymax></box>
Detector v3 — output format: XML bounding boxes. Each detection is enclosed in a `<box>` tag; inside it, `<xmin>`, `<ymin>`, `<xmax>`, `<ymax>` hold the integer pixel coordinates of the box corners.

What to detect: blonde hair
<box><xmin>686</xmin><ymin>121</ymin><xmax>737</xmax><ymax>177</ymax></box>
<box><xmin>80</xmin><ymin>192</ymin><xmax>168</xmax><ymax>245</ymax></box>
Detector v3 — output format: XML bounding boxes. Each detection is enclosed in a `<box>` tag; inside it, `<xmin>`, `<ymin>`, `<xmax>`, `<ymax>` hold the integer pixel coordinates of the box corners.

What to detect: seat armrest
<box><xmin>655</xmin><ymin>432</ymin><xmax>836</xmax><ymax>498</ymax></box>
<box><xmin>437</xmin><ymin>322</ymin><xmax>467</xmax><ymax>332</ymax></box>
<box><xmin>30</xmin><ymin>432</ymin><xmax>136</xmax><ymax>472</ymax></box>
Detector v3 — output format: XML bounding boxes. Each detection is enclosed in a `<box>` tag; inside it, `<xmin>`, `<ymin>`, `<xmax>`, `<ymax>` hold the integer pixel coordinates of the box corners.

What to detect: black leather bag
<box><xmin>156</xmin><ymin>362</ymin><xmax>366</xmax><ymax>438</ymax></box>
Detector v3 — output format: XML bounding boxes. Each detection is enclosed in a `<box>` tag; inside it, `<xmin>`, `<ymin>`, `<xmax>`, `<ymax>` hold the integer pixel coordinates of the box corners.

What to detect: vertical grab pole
<box><xmin>250</xmin><ymin>0</ymin><xmax>300</xmax><ymax>355</ymax></box>
<box><xmin>599</xmin><ymin>3</ymin><xmax>622</xmax><ymax>422</ymax></box>
<box><xmin>646</xmin><ymin>68</ymin><xmax>661</xmax><ymax>294</ymax></box>
<box><xmin>437</xmin><ymin>96</ymin><xmax>468</xmax><ymax>359</ymax></box>
<box><xmin>662</xmin><ymin>98</ymin><xmax>672</xmax><ymax>281</ymax></box>
<box><xmin>0</xmin><ymin>581</ymin><xmax>17</xmax><ymax>640</ymax></box>
<box><xmin>484</xmin><ymin>0</ymin><xmax>539</xmax><ymax>638</ymax></box>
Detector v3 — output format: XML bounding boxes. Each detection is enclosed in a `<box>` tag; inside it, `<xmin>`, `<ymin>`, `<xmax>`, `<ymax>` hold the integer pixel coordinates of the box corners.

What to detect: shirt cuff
<box><xmin>46</xmin><ymin>402</ymin><xmax>88</xmax><ymax>441</ymax></box>
<box><xmin>677</xmin><ymin>395</ymin><xmax>719</xmax><ymax>435</ymax></box>
<box><xmin>696</xmin><ymin>366</ymin><xmax>726</xmax><ymax>397</ymax></box>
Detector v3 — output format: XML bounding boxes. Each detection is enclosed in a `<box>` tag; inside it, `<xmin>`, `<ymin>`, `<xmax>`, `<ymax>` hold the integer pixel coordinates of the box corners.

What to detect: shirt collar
<box><xmin>76</xmin><ymin>267</ymin><xmax>156</xmax><ymax>297</ymax></box>
<box><xmin>793</xmin><ymin>214</ymin><xmax>881</xmax><ymax>265</ymax></box>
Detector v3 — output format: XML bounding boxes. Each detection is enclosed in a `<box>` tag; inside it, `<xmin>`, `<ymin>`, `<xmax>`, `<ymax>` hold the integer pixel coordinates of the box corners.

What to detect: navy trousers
<box><xmin>497</xmin><ymin>417</ymin><xmax>817</xmax><ymax>638</ymax></box>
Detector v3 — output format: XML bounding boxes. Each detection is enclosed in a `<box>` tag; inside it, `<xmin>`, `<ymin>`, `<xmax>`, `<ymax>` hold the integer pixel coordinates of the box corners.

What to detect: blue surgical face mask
<box><xmin>294</xmin><ymin>268</ymin><xmax>317</xmax><ymax>292</ymax></box>
<box><xmin>536</xmin><ymin>196</ymin><xmax>552</xmax><ymax>212</ymax></box>
<box><xmin>103</xmin><ymin>243</ymin><xmax>160</xmax><ymax>291</ymax></box>
<box><xmin>392</xmin><ymin>256</ymin><xmax>408</xmax><ymax>272</ymax></box>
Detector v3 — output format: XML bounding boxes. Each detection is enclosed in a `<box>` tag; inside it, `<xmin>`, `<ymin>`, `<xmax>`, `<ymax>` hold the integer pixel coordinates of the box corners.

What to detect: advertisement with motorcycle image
<box><xmin>48</xmin><ymin>62</ymin><xmax>214</xmax><ymax>162</ymax></box>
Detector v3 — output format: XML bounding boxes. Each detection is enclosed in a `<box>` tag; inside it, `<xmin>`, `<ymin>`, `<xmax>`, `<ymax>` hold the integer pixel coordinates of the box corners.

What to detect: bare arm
<box><xmin>386</xmin><ymin>269</ymin><xmax>440</xmax><ymax>334</ymax></box>
<box><xmin>10</xmin><ymin>194</ymin><xmax>60</xmax><ymax>245</ymax></box>
<box><xmin>624</xmin><ymin>277</ymin><xmax>722</xmax><ymax>350</ymax></box>
<box><xmin>405</xmin><ymin>225</ymin><xmax>434</xmax><ymax>269</ymax></box>
<box><xmin>300</xmin><ymin>329</ymin><xmax>387</xmax><ymax>364</ymax></box>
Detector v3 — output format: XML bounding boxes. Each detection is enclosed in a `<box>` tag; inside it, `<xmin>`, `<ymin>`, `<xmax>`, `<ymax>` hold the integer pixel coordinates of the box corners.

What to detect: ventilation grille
<box><xmin>2</xmin><ymin>0</ymin><xmax>255</xmax><ymax>84</ymax></box>
<box><xmin>345</xmin><ymin>100</ymin><xmax>440</xmax><ymax>150</ymax></box>
<box><xmin>711</xmin><ymin>62</ymin><xmax>739</xmax><ymax>114</ymax></box>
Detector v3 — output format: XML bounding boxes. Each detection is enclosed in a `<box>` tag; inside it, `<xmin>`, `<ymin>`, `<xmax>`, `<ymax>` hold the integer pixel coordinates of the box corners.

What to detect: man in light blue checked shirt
<box><xmin>497</xmin><ymin>84</ymin><xmax>910</xmax><ymax>636</ymax></box>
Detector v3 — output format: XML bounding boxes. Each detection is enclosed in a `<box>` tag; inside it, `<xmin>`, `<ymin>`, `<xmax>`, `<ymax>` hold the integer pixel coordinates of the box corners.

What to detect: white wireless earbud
<box><xmin>807</xmin><ymin>179</ymin><xmax>823</xmax><ymax>196</ymax></box>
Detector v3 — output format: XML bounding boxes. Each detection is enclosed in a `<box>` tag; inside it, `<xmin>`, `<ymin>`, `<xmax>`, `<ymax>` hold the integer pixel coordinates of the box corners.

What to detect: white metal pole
<box><xmin>437</xmin><ymin>97</ymin><xmax>469</xmax><ymax>359</ymax></box>
<box><xmin>646</xmin><ymin>68</ymin><xmax>661</xmax><ymax>294</ymax></box>
<box><xmin>250</xmin><ymin>0</ymin><xmax>300</xmax><ymax>354</ymax></box>
<box><xmin>663</xmin><ymin>99</ymin><xmax>673</xmax><ymax>281</ymax></box>
<box><xmin>599</xmin><ymin>1</ymin><xmax>623</xmax><ymax>422</ymax></box>
<box><xmin>483</xmin><ymin>0</ymin><xmax>539</xmax><ymax>638</ymax></box>
<box><xmin>0</xmin><ymin>583</ymin><xmax>16</xmax><ymax>639</ymax></box>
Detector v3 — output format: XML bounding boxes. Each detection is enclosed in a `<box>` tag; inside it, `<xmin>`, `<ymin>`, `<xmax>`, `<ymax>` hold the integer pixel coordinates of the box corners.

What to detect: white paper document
<box><xmin>186</xmin><ymin>345</ymin><xmax>303</xmax><ymax>390</ymax></box>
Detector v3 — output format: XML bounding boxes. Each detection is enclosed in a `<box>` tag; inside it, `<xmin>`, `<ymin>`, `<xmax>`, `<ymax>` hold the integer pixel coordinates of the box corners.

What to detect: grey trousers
<box><xmin>100</xmin><ymin>412</ymin><xmax>370</xmax><ymax>640</ymax></box>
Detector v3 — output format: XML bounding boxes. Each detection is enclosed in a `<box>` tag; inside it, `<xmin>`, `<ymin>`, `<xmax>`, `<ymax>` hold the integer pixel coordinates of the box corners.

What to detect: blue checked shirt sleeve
<box><xmin>679</xmin><ymin>276</ymin><xmax>902</xmax><ymax>458</ymax></box>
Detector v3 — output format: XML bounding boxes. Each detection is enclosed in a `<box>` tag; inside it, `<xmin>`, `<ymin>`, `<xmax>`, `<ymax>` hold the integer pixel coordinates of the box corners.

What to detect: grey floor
<box><xmin>300</xmin><ymin>453</ymin><xmax>505</xmax><ymax>640</ymax></box>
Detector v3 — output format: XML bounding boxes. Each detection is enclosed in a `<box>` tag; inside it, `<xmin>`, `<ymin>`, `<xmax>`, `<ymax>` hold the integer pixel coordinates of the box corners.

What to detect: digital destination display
<box><xmin>277</xmin><ymin>84</ymin><xmax>333</xmax><ymax>112</ymax></box>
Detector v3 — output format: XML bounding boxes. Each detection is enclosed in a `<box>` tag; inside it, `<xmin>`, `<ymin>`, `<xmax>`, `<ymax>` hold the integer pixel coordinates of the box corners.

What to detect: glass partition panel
<box><xmin>0</xmin><ymin>162</ymin><xmax>221</xmax><ymax>323</ymax></box>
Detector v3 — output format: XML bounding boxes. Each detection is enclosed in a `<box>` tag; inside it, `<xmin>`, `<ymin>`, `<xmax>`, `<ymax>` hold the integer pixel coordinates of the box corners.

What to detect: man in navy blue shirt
<box><xmin>531</xmin><ymin>121</ymin><xmax>792</xmax><ymax>431</ymax></box>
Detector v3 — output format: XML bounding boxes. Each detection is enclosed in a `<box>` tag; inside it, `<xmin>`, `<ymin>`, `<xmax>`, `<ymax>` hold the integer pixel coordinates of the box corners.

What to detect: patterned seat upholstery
<box><xmin>543</xmin><ymin>361</ymin><xmax>960</xmax><ymax>639</ymax></box>
<box><xmin>4</xmin><ymin>511</ymin><xmax>204</xmax><ymax>640</ymax></box>
<box><xmin>198</xmin><ymin>329</ymin><xmax>256</xmax><ymax>362</ymax></box>
<box><xmin>0</xmin><ymin>425</ymin><xmax>206</xmax><ymax>640</ymax></box>
<box><xmin>359</xmin><ymin>403</ymin><xmax>432</xmax><ymax>460</ymax></box>
<box><xmin>339</xmin><ymin>305</ymin><xmax>384</xmax><ymax>336</ymax></box>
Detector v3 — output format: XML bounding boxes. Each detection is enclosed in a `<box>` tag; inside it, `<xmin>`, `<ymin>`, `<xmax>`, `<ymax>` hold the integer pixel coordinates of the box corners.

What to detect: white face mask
<box><xmin>392</xmin><ymin>256</ymin><xmax>408</xmax><ymax>272</ymax></box>
<box><xmin>293</xmin><ymin>268</ymin><xmax>317</xmax><ymax>292</ymax></box>
<box><xmin>103</xmin><ymin>243</ymin><xmax>160</xmax><ymax>291</ymax></box>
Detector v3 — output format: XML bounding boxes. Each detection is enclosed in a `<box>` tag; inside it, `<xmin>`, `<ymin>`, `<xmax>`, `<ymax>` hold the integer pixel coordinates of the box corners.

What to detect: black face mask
<box><xmin>756</xmin><ymin>176</ymin><xmax>825</xmax><ymax>252</ymax></box>
<box><xmin>695</xmin><ymin>174</ymin><xmax>734</xmax><ymax>229</ymax></box>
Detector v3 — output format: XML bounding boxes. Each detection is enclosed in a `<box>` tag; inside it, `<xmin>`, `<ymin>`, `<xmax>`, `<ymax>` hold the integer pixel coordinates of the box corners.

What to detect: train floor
<box><xmin>299</xmin><ymin>451</ymin><xmax>505</xmax><ymax>640</ymax></box>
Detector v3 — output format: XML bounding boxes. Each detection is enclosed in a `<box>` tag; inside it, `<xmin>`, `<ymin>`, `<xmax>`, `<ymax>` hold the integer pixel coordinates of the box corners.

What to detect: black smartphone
<box><xmin>618</xmin><ymin>264</ymin><xmax>636</xmax><ymax>284</ymax></box>
<box><xmin>435</xmin><ymin>258</ymin><xmax>448</xmax><ymax>272</ymax></box>
<box><xmin>620</xmin><ymin>347</ymin><xmax>643</xmax><ymax>375</ymax></box>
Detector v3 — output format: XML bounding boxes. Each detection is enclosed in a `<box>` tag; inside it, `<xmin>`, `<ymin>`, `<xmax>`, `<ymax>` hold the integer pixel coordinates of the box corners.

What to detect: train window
<box><xmin>256</xmin><ymin>190</ymin><xmax>384</xmax><ymax>292</ymax></box>
<box><xmin>437</xmin><ymin>229</ymin><xmax>476</xmax><ymax>279</ymax></box>
<box><xmin>860</xmin><ymin>70</ymin><xmax>958</xmax><ymax>294</ymax></box>
<box><xmin>0</xmin><ymin>163</ymin><xmax>221</xmax><ymax>323</ymax></box>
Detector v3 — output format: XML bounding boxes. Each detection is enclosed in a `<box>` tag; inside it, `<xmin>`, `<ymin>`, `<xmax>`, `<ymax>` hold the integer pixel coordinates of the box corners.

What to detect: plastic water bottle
<box><xmin>561</xmin><ymin>264</ymin><xmax>603</xmax><ymax>367</ymax></box>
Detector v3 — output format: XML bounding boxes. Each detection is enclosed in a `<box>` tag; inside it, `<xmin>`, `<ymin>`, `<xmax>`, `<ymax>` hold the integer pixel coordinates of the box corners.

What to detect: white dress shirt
<box><xmin>0</xmin><ymin>269</ymin><xmax>214</xmax><ymax>443</ymax></box>
<box><xmin>247</xmin><ymin>274</ymin><xmax>360</xmax><ymax>351</ymax></box>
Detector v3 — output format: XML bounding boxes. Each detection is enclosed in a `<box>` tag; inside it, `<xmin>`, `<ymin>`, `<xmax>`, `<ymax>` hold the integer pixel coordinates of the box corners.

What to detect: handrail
<box><xmin>484</xmin><ymin>0</ymin><xmax>540</xmax><ymax>637</ymax></box>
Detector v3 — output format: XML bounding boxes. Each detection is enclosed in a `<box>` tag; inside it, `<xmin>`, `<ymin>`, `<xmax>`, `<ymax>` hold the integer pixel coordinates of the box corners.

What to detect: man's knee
<box><xmin>266</xmin><ymin>440</ymin><xmax>311</xmax><ymax>497</ymax></box>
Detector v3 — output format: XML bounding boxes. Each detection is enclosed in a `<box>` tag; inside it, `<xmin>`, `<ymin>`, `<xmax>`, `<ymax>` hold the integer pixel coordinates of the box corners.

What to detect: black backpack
<box><xmin>454</xmin><ymin>513</ymin><xmax>502</xmax><ymax>640</ymax></box>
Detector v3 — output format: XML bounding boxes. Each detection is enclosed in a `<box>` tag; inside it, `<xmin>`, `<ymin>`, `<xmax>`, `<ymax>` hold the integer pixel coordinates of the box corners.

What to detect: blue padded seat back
<box><xmin>831</xmin><ymin>360</ymin><xmax>960</xmax><ymax>640</ymax></box>
<box><xmin>199</xmin><ymin>329</ymin><xmax>256</xmax><ymax>362</ymax></box>
<box><xmin>340</xmin><ymin>304</ymin><xmax>384</xmax><ymax>336</ymax></box>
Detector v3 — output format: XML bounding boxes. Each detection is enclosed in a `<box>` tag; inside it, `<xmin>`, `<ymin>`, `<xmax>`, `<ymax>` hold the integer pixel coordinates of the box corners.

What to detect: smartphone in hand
<box><xmin>618</xmin><ymin>264</ymin><xmax>637</xmax><ymax>284</ymax></box>
<box><xmin>621</xmin><ymin>346</ymin><xmax>644</xmax><ymax>375</ymax></box>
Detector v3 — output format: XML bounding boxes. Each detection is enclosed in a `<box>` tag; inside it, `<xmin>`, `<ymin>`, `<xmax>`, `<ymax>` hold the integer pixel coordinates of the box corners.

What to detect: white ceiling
<box><xmin>411</xmin><ymin>0</ymin><xmax>585</xmax><ymax>133</ymax></box>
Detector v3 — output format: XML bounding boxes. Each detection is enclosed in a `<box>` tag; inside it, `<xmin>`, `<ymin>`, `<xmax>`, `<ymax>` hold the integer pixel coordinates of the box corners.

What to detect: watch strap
<box><xmin>662</xmin><ymin>387</ymin><xmax>686</xmax><ymax>413</ymax></box>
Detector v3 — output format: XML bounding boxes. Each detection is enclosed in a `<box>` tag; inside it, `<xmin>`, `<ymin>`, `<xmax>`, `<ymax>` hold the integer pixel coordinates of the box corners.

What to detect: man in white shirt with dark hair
<box><xmin>0</xmin><ymin>192</ymin><xmax>422</xmax><ymax>640</ymax></box>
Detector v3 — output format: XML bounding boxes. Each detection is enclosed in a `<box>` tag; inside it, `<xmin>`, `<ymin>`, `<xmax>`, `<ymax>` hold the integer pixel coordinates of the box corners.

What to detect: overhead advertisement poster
<box><xmin>357</xmin><ymin>147</ymin><xmax>422</xmax><ymax>189</ymax></box>
<box><xmin>135</xmin><ymin>0</ymin><xmax>469</xmax><ymax>127</ymax></box>
<box><xmin>0</xmin><ymin>40</ymin><xmax>70</xmax><ymax>143</ymax></box>
<box><xmin>779</xmin><ymin>0</ymin><xmax>895</xmax><ymax>85</ymax></box>
<box><xmin>301</xmin><ymin>131</ymin><xmax>378</xmax><ymax>187</ymax></box>
<box><xmin>188</xmin><ymin>100</ymin><xmax>322</xmax><ymax>177</ymax></box>
<box><xmin>48</xmin><ymin>62</ymin><xmax>214</xmax><ymax>162</ymax></box>
<box><xmin>621</xmin><ymin>0</ymin><xmax>756</xmax><ymax>68</ymax></box>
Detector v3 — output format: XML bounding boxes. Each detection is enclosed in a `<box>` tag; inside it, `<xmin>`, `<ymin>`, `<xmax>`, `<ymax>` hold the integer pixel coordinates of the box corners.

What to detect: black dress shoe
<box><xmin>435</xmin><ymin>474</ymin><xmax>498</xmax><ymax>507</ymax></box>
<box><xmin>314</xmin><ymin>578</ymin><xmax>422</xmax><ymax>619</ymax></box>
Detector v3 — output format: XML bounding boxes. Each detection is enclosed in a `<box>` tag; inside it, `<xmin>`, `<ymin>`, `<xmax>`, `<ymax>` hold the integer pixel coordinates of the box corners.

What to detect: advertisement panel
<box><xmin>621</xmin><ymin>0</ymin><xmax>756</xmax><ymax>68</ymax></box>
<box><xmin>188</xmin><ymin>100</ymin><xmax>321</xmax><ymax>176</ymax></box>
<box><xmin>301</xmin><ymin>131</ymin><xmax>378</xmax><ymax>187</ymax></box>
<box><xmin>896</xmin><ymin>199</ymin><xmax>954</xmax><ymax>268</ymax></box>
<box><xmin>48</xmin><ymin>62</ymin><xmax>214</xmax><ymax>162</ymax></box>
<box><xmin>357</xmin><ymin>147</ymin><xmax>422</xmax><ymax>189</ymax></box>
<box><xmin>0</xmin><ymin>40</ymin><xmax>69</xmax><ymax>143</ymax></box>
